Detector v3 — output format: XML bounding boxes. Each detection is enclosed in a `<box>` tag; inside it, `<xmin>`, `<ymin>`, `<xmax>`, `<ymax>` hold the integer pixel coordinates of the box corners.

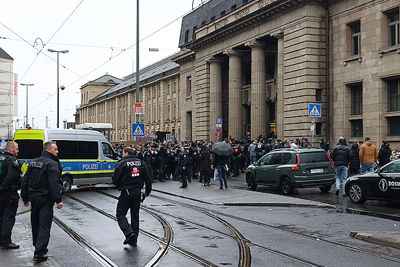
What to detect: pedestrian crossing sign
<box><xmin>132</xmin><ymin>124</ymin><xmax>145</xmax><ymax>137</ymax></box>
<box><xmin>308</xmin><ymin>104</ymin><xmax>321</xmax><ymax>117</ymax></box>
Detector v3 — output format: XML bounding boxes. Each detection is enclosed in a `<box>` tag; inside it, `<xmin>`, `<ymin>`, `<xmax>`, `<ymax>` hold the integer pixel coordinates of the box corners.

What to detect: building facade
<box><xmin>0</xmin><ymin>47</ymin><xmax>15</xmax><ymax>140</ymax></box>
<box><xmin>77</xmin><ymin>54</ymin><xmax>181</xmax><ymax>144</ymax></box>
<box><xmin>78</xmin><ymin>0</ymin><xmax>400</xmax><ymax>148</ymax></box>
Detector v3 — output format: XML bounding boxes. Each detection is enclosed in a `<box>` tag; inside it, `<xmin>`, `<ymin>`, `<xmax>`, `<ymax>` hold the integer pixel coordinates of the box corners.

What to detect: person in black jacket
<box><xmin>199</xmin><ymin>144</ymin><xmax>212</xmax><ymax>186</ymax></box>
<box><xmin>177</xmin><ymin>147</ymin><xmax>191</xmax><ymax>188</ymax></box>
<box><xmin>112</xmin><ymin>147</ymin><xmax>152</xmax><ymax>247</ymax></box>
<box><xmin>0</xmin><ymin>141</ymin><xmax>21</xmax><ymax>250</ymax></box>
<box><xmin>213</xmin><ymin>152</ymin><xmax>229</xmax><ymax>190</ymax></box>
<box><xmin>378</xmin><ymin>141</ymin><xmax>392</xmax><ymax>167</ymax></box>
<box><xmin>21</xmin><ymin>141</ymin><xmax>63</xmax><ymax>263</ymax></box>
<box><xmin>330</xmin><ymin>138</ymin><xmax>352</xmax><ymax>196</ymax></box>
<box><xmin>349</xmin><ymin>143</ymin><xmax>361</xmax><ymax>176</ymax></box>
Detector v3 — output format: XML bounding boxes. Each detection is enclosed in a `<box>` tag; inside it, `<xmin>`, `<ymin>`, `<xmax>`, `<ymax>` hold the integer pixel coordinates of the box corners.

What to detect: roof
<box><xmin>0</xmin><ymin>47</ymin><xmax>13</xmax><ymax>60</ymax></box>
<box><xmin>81</xmin><ymin>74</ymin><xmax>123</xmax><ymax>89</ymax></box>
<box><xmin>179</xmin><ymin>0</ymin><xmax>255</xmax><ymax>47</ymax></box>
<box><xmin>90</xmin><ymin>52</ymin><xmax>180</xmax><ymax>103</ymax></box>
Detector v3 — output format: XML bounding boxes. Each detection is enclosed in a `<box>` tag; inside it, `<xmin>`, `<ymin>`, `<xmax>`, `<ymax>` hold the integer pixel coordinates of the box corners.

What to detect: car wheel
<box><xmin>246</xmin><ymin>173</ymin><xmax>257</xmax><ymax>191</ymax></box>
<box><xmin>61</xmin><ymin>176</ymin><xmax>72</xmax><ymax>194</ymax></box>
<box><xmin>348</xmin><ymin>183</ymin><xmax>366</xmax><ymax>204</ymax></box>
<box><xmin>281</xmin><ymin>177</ymin><xmax>294</xmax><ymax>195</ymax></box>
<box><xmin>319</xmin><ymin>185</ymin><xmax>331</xmax><ymax>193</ymax></box>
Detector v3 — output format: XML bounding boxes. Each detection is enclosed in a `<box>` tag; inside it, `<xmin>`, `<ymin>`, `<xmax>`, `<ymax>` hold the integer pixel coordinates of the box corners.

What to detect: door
<box><xmin>101</xmin><ymin>142</ymin><xmax>119</xmax><ymax>183</ymax></box>
<box><xmin>255</xmin><ymin>153</ymin><xmax>281</xmax><ymax>185</ymax></box>
<box><xmin>77</xmin><ymin>141</ymin><xmax>101</xmax><ymax>185</ymax></box>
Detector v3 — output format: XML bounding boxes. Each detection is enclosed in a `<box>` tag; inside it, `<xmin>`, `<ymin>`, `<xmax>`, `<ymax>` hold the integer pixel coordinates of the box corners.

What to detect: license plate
<box><xmin>310</xmin><ymin>169</ymin><xmax>324</xmax><ymax>174</ymax></box>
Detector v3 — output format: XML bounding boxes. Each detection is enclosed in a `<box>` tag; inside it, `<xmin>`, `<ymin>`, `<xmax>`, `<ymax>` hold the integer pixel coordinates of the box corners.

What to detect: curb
<box><xmin>350</xmin><ymin>231</ymin><xmax>400</xmax><ymax>250</ymax></box>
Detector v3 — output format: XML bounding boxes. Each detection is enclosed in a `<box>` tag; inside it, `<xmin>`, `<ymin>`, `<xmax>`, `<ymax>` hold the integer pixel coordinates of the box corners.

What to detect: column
<box><xmin>247</xmin><ymin>40</ymin><xmax>266</xmax><ymax>139</ymax></box>
<box><xmin>225</xmin><ymin>50</ymin><xmax>243</xmax><ymax>139</ymax></box>
<box><xmin>208</xmin><ymin>57</ymin><xmax>223</xmax><ymax>141</ymax></box>
<box><xmin>274</xmin><ymin>31</ymin><xmax>284</xmax><ymax>139</ymax></box>
<box><xmin>160</xmin><ymin>81</ymin><xmax>166</xmax><ymax>131</ymax></box>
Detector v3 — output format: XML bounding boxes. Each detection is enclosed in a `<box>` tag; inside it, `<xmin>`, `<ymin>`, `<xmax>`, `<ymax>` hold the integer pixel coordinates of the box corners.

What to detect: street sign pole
<box><xmin>311</xmin><ymin>118</ymin><xmax>315</xmax><ymax>147</ymax></box>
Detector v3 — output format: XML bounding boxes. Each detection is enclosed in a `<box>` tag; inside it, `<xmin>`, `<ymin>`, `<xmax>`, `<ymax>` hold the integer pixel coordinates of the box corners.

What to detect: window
<box><xmin>281</xmin><ymin>153</ymin><xmax>292</xmax><ymax>164</ymax></box>
<box><xmin>351</xmin><ymin>120</ymin><xmax>363</xmax><ymax>137</ymax></box>
<box><xmin>78</xmin><ymin>141</ymin><xmax>98</xmax><ymax>159</ymax></box>
<box><xmin>316</xmin><ymin>89</ymin><xmax>322</xmax><ymax>102</ymax></box>
<box><xmin>350</xmin><ymin>84</ymin><xmax>363</xmax><ymax>115</ymax></box>
<box><xmin>184</xmin><ymin>30</ymin><xmax>189</xmax><ymax>42</ymax></box>
<box><xmin>299</xmin><ymin>152</ymin><xmax>329</xmax><ymax>163</ymax></box>
<box><xmin>102</xmin><ymin>142</ymin><xmax>117</xmax><ymax>160</ymax></box>
<box><xmin>269</xmin><ymin>153</ymin><xmax>282</xmax><ymax>165</ymax></box>
<box><xmin>15</xmin><ymin>140</ymin><xmax>43</xmax><ymax>160</ymax></box>
<box><xmin>173</xmin><ymin>80</ymin><xmax>176</xmax><ymax>93</ymax></box>
<box><xmin>350</xmin><ymin>21</ymin><xmax>361</xmax><ymax>55</ymax></box>
<box><xmin>388</xmin><ymin>11</ymin><xmax>399</xmax><ymax>46</ymax></box>
<box><xmin>260</xmin><ymin>154</ymin><xmax>272</xmax><ymax>165</ymax></box>
<box><xmin>388</xmin><ymin>79</ymin><xmax>400</xmax><ymax>112</ymax></box>
<box><xmin>192</xmin><ymin>26</ymin><xmax>197</xmax><ymax>40</ymax></box>
<box><xmin>220</xmin><ymin>11</ymin><xmax>225</xmax><ymax>17</ymax></box>
<box><xmin>186</xmin><ymin>76</ymin><xmax>192</xmax><ymax>97</ymax></box>
<box><xmin>381</xmin><ymin>161</ymin><xmax>400</xmax><ymax>173</ymax></box>
<box><xmin>231</xmin><ymin>5</ymin><xmax>237</xmax><ymax>11</ymax></box>
<box><xmin>316</xmin><ymin>122</ymin><xmax>322</xmax><ymax>136</ymax></box>
<box><xmin>55</xmin><ymin>140</ymin><xmax>78</xmax><ymax>159</ymax></box>
<box><xmin>167</xmin><ymin>83</ymin><xmax>170</xmax><ymax>95</ymax></box>
<box><xmin>388</xmin><ymin>116</ymin><xmax>400</xmax><ymax>136</ymax></box>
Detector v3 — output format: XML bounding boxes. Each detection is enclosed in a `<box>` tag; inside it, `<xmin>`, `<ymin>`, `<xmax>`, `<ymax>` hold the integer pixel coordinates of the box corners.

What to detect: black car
<box><xmin>345</xmin><ymin>160</ymin><xmax>400</xmax><ymax>204</ymax></box>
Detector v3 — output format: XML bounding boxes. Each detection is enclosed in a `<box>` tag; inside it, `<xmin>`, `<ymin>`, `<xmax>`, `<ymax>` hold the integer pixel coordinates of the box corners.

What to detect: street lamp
<box><xmin>135</xmin><ymin>0</ymin><xmax>140</xmax><ymax>124</ymax></box>
<box><xmin>47</xmin><ymin>48</ymin><xmax>69</xmax><ymax>128</ymax></box>
<box><xmin>20</xmin><ymin>83</ymin><xmax>34</xmax><ymax>128</ymax></box>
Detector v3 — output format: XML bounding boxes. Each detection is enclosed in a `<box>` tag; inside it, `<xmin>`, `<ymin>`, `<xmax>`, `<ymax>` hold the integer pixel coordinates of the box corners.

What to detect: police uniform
<box><xmin>21</xmin><ymin>151</ymin><xmax>62</xmax><ymax>258</ymax></box>
<box><xmin>177</xmin><ymin>151</ymin><xmax>191</xmax><ymax>188</ymax></box>
<box><xmin>0</xmin><ymin>151</ymin><xmax>21</xmax><ymax>249</ymax></box>
<box><xmin>112</xmin><ymin>155</ymin><xmax>152</xmax><ymax>246</ymax></box>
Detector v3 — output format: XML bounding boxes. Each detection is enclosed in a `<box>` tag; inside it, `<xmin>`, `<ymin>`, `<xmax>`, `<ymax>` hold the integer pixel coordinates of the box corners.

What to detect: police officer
<box><xmin>177</xmin><ymin>147</ymin><xmax>191</xmax><ymax>188</ymax></box>
<box><xmin>0</xmin><ymin>141</ymin><xmax>21</xmax><ymax>250</ymax></box>
<box><xmin>231</xmin><ymin>143</ymin><xmax>240</xmax><ymax>177</ymax></box>
<box><xmin>21</xmin><ymin>141</ymin><xmax>63</xmax><ymax>262</ymax></box>
<box><xmin>112</xmin><ymin>147</ymin><xmax>151</xmax><ymax>246</ymax></box>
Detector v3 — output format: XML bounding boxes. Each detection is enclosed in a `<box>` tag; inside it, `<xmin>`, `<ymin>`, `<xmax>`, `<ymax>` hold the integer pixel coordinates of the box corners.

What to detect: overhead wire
<box><xmin>18</xmin><ymin>0</ymin><xmax>85</xmax><ymax>81</ymax></box>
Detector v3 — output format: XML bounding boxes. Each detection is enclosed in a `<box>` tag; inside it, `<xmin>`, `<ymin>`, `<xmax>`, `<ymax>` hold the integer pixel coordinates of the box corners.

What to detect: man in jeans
<box><xmin>330</xmin><ymin>138</ymin><xmax>352</xmax><ymax>196</ymax></box>
<box><xmin>359</xmin><ymin>137</ymin><xmax>378</xmax><ymax>173</ymax></box>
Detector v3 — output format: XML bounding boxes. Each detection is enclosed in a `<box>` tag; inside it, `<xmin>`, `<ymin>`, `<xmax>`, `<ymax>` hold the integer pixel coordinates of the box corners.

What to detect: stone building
<box><xmin>77</xmin><ymin>54</ymin><xmax>180</xmax><ymax>144</ymax></box>
<box><xmin>0</xmin><ymin>47</ymin><xmax>15</xmax><ymax>140</ymax></box>
<box><xmin>78</xmin><ymin>0</ymin><xmax>400</xmax><ymax>147</ymax></box>
<box><xmin>174</xmin><ymin>0</ymin><xmax>400</xmax><ymax>147</ymax></box>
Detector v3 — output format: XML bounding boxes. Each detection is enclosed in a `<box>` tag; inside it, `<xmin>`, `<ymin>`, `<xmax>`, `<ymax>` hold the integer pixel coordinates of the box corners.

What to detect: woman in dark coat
<box><xmin>378</xmin><ymin>142</ymin><xmax>392</xmax><ymax>167</ymax></box>
<box><xmin>349</xmin><ymin>143</ymin><xmax>360</xmax><ymax>176</ymax></box>
<box><xmin>199</xmin><ymin>144</ymin><xmax>212</xmax><ymax>186</ymax></box>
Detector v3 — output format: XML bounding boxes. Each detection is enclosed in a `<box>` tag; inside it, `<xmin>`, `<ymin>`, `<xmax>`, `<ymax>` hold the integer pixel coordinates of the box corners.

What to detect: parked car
<box><xmin>245</xmin><ymin>148</ymin><xmax>335</xmax><ymax>195</ymax></box>
<box><xmin>345</xmin><ymin>160</ymin><xmax>400</xmax><ymax>204</ymax></box>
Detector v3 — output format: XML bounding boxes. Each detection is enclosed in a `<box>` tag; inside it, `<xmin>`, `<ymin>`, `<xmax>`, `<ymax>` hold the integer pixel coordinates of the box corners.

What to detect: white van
<box><xmin>14</xmin><ymin>128</ymin><xmax>119</xmax><ymax>193</ymax></box>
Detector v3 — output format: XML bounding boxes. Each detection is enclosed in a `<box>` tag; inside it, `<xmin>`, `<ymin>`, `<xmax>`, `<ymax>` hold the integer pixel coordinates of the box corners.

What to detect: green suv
<box><xmin>245</xmin><ymin>148</ymin><xmax>335</xmax><ymax>195</ymax></box>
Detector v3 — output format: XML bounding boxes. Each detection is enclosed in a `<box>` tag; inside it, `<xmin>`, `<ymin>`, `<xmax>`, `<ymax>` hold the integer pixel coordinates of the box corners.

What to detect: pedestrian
<box><xmin>199</xmin><ymin>144</ymin><xmax>212</xmax><ymax>186</ymax></box>
<box><xmin>213</xmin><ymin>151</ymin><xmax>229</xmax><ymax>190</ymax></box>
<box><xmin>330</xmin><ymin>138</ymin><xmax>352</xmax><ymax>196</ymax></box>
<box><xmin>248</xmin><ymin>141</ymin><xmax>257</xmax><ymax>165</ymax></box>
<box><xmin>0</xmin><ymin>141</ymin><xmax>21</xmax><ymax>250</ymax></box>
<box><xmin>177</xmin><ymin>147</ymin><xmax>191</xmax><ymax>188</ymax></box>
<box><xmin>359</xmin><ymin>137</ymin><xmax>378</xmax><ymax>173</ymax></box>
<box><xmin>112</xmin><ymin>147</ymin><xmax>152</xmax><ymax>247</ymax></box>
<box><xmin>21</xmin><ymin>141</ymin><xmax>63</xmax><ymax>263</ymax></box>
<box><xmin>349</xmin><ymin>143</ymin><xmax>360</xmax><ymax>176</ymax></box>
<box><xmin>378</xmin><ymin>141</ymin><xmax>391</xmax><ymax>167</ymax></box>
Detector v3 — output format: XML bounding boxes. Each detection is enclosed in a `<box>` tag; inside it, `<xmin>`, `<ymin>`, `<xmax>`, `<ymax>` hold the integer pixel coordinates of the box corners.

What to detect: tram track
<box><xmin>65</xmin><ymin>194</ymin><xmax>217</xmax><ymax>267</ymax></box>
<box><xmin>147</xmin><ymin>191</ymin><xmax>400</xmax><ymax>265</ymax></box>
<box><xmin>94</xmin><ymin>190</ymin><xmax>326</xmax><ymax>267</ymax></box>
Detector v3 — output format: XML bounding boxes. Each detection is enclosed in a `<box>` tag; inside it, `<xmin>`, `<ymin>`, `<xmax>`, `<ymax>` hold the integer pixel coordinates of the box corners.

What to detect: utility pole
<box><xmin>135</xmin><ymin>0</ymin><xmax>140</xmax><ymax>124</ymax></box>
<box><xmin>20</xmin><ymin>83</ymin><xmax>34</xmax><ymax>127</ymax></box>
<box><xmin>45</xmin><ymin>116</ymin><xmax>49</xmax><ymax>129</ymax></box>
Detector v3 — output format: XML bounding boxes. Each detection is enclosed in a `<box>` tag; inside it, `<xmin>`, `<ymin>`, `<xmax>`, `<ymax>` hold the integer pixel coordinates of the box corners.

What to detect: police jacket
<box><xmin>0</xmin><ymin>152</ymin><xmax>21</xmax><ymax>200</ymax></box>
<box><xmin>177</xmin><ymin>152</ymin><xmax>191</xmax><ymax>168</ymax></box>
<box><xmin>21</xmin><ymin>151</ymin><xmax>62</xmax><ymax>204</ymax></box>
<box><xmin>112</xmin><ymin>155</ymin><xmax>152</xmax><ymax>195</ymax></box>
<box><xmin>330</xmin><ymin>139</ymin><xmax>352</xmax><ymax>167</ymax></box>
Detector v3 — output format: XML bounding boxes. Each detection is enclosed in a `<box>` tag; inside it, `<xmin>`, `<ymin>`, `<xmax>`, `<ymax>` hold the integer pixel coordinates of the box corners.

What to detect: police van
<box><xmin>14</xmin><ymin>128</ymin><xmax>119</xmax><ymax>193</ymax></box>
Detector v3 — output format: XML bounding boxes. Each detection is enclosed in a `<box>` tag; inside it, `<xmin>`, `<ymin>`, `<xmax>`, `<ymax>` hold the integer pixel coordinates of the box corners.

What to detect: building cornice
<box><xmin>172</xmin><ymin>50</ymin><xmax>196</xmax><ymax>65</ymax></box>
<box><xmin>186</xmin><ymin>0</ymin><xmax>311</xmax><ymax>51</ymax></box>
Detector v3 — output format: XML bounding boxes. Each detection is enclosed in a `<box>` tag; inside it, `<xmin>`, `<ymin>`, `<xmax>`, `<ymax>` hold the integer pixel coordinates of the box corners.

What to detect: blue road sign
<box><xmin>216</xmin><ymin>118</ymin><xmax>222</xmax><ymax>125</ymax></box>
<box><xmin>308</xmin><ymin>104</ymin><xmax>321</xmax><ymax>117</ymax></box>
<box><xmin>132</xmin><ymin>124</ymin><xmax>145</xmax><ymax>137</ymax></box>
<box><xmin>1</xmin><ymin>139</ymin><xmax>5</xmax><ymax>144</ymax></box>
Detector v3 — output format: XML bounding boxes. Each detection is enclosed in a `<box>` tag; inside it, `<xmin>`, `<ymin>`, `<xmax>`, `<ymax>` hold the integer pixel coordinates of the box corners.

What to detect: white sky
<box><xmin>0</xmin><ymin>0</ymin><xmax>205</xmax><ymax>129</ymax></box>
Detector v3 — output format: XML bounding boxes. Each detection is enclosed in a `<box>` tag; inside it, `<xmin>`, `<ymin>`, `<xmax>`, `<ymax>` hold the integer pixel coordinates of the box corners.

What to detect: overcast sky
<box><xmin>0</xmin><ymin>0</ymin><xmax>205</xmax><ymax>129</ymax></box>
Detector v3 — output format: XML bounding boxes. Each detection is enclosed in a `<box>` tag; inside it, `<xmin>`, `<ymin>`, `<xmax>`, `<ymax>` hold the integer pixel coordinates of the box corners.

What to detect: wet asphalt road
<box><xmin>11</xmin><ymin>184</ymin><xmax>398</xmax><ymax>267</ymax></box>
<box><xmin>228</xmin><ymin>173</ymin><xmax>400</xmax><ymax>221</ymax></box>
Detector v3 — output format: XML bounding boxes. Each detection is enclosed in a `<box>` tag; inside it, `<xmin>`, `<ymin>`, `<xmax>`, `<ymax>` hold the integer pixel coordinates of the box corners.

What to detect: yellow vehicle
<box><xmin>14</xmin><ymin>128</ymin><xmax>119</xmax><ymax>193</ymax></box>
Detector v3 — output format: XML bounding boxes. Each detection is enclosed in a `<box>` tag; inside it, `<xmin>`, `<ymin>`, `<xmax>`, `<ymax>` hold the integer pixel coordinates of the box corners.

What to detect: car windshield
<box><xmin>299</xmin><ymin>152</ymin><xmax>329</xmax><ymax>163</ymax></box>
